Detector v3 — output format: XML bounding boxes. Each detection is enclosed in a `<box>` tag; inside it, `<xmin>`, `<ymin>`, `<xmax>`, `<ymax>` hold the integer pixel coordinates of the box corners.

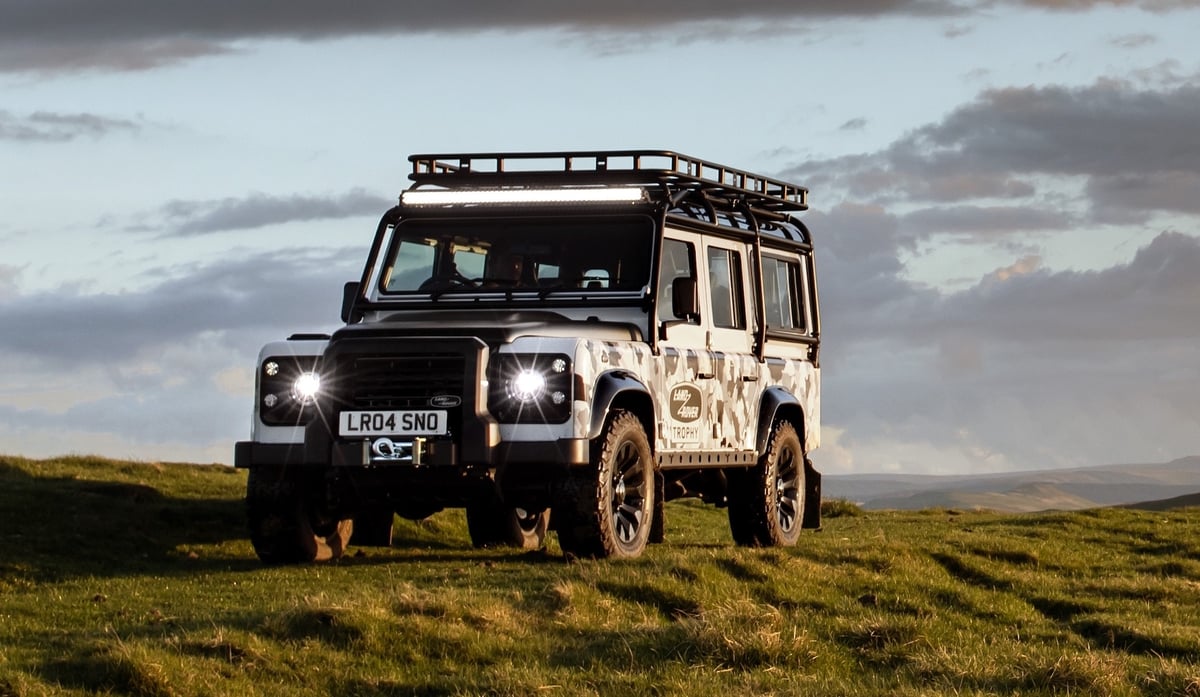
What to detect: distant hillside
<box><xmin>824</xmin><ymin>456</ymin><xmax>1200</xmax><ymax>512</ymax></box>
<box><xmin>1123</xmin><ymin>491</ymin><xmax>1200</xmax><ymax>512</ymax></box>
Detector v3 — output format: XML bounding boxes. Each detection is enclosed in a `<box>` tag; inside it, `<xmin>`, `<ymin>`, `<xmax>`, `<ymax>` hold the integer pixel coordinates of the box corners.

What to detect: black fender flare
<box><xmin>588</xmin><ymin>370</ymin><xmax>653</xmax><ymax>441</ymax></box>
<box><xmin>755</xmin><ymin>386</ymin><xmax>803</xmax><ymax>455</ymax></box>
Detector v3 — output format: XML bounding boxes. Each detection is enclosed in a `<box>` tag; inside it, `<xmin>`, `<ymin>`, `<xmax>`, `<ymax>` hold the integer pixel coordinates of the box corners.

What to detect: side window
<box><xmin>707</xmin><ymin>246</ymin><xmax>745</xmax><ymax>329</ymax></box>
<box><xmin>762</xmin><ymin>255</ymin><xmax>805</xmax><ymax>332</ymax></box>
<box><xmin>659</xmin><ymin>238</ymin><xmax>696</xmax><ymax>318</ymax></box>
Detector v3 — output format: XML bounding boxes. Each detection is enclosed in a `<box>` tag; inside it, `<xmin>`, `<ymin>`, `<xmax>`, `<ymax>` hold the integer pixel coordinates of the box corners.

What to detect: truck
<box><xmin>234</xmin><ymin>150</ymin><xmax>822</xmax><ymax>562</ymax></box>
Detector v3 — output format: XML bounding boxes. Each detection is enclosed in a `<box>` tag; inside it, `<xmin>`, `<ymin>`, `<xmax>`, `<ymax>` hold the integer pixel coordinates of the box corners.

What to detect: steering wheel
<box><xmin>419</xmin><ymin>268</ymin><xmax>477</xmax><ymax>292</ymax></box>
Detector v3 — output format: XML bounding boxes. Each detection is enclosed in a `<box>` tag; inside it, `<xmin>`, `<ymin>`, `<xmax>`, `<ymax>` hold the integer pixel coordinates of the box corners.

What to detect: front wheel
<box><xmin>246</xmin><ymin>468</ymin><xmax>353</xmax><ymax>564</ymax></box>
<box><xmin>466</xmin><ymin>490</ymin><xmax>549</xmax><ymax>549</ymax></box>
<box><xmin>727</xmin><ymin>421</ymin><xmax>805</xmax><ymax>547</ymax></box>
<box><xmin>555</xmin><ymin>410</ymin><xmax>655</xmax><ymax>559</ymax></box>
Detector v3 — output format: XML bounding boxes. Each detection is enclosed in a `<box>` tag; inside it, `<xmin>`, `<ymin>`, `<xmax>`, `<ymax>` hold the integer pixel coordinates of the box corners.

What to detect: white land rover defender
<box><xmin>234</xmin><ymin>151</ymin><xmax>822</xmax><ymax>562</ymax></box>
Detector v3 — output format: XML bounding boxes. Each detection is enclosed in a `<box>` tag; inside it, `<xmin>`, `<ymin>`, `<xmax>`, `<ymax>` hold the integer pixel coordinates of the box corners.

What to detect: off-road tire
<box><xmin>246</xmin><ymin>467</ymin><xmax>353</xmax><ymax>564</ymax></box>
<box><xmin>727</xmin><ymin>420</ymin><xmax>805</xmax><ymax>547</ymax></box>
<box><xmin>466</xmin><ymin>492</ymin><xmax>549</xmax><ymax>549</ymax></box>
<box><xmin>350</xmin><ymin>507</ymin><xmax>394</xmax><ymax>547</ymax></box>
<box><xmin>555</xmin><ymin>409</ymin><xmax>655</xmax><ymax>559</ymax></box>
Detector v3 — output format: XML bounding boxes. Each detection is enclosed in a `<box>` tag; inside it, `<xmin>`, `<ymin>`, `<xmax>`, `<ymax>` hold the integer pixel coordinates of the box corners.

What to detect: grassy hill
<box><xmin>828</xmin><ymin>456</ymin><xmax>1200</xmax><ymax>512</ymax></box>
<box><xmin>1</xmin><ymin>454</ymin><xmax>1199</xmax><ymax>696</ymax></box>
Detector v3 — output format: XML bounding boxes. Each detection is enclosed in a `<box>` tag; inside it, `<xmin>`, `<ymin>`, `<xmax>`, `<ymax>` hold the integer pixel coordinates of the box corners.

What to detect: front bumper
<box><xmin>234</xmin><ymin>441</ymin><xmax>311</xmax><ymax>468</ymax></box>
<box><xmin>233</xmin><ymin>437</ymin><xmax>589</xmax><ymax>469</ymax></box>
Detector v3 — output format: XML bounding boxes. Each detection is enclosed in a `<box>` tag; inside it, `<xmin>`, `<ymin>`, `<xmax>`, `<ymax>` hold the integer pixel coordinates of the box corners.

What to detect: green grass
<box><xmin>2</xmin><ymin>454</ymin><xmax>1199</xmax><ymax>696</ymax></box>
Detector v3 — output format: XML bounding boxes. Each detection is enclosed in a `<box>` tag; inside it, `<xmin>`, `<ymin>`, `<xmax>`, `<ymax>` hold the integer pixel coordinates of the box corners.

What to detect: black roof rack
<box><xmin>407</xmin><ymin>150</ymin><xmax>807</xmax><ymax>213</ymax></box>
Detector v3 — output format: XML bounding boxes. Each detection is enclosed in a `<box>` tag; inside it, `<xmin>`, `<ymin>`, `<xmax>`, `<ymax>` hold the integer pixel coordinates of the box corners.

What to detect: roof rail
<box><xmin>407</xmin><ymin>150</ymin><xmax>807</xmax><ymax>213</ymax></box>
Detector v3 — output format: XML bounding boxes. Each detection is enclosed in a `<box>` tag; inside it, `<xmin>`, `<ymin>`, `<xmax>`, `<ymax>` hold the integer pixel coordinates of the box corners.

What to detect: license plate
<box><xmin>339</xmin><ymin>410</ymin><xmax>447</xmax><ymax>437</ymax></box>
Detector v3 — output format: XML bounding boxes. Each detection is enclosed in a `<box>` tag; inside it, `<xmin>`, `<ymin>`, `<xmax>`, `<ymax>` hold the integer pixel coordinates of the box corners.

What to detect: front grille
<box><xmin>336</xmin><ymin>353</ymin><xmax>466</xmax><ymax>409</ymax></box>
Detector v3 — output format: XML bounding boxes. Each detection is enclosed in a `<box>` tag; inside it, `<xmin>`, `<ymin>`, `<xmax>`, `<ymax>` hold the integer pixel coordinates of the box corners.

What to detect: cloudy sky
<box><xmin>1</xmin><ymin>0</ymin><xmax>1197</xmax><ymax>474</ymax></box>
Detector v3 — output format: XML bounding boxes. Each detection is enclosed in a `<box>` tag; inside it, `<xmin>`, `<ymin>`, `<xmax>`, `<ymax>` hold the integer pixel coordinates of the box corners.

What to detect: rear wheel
<box><xmin>466</xmin><ymin>489</ymin><xmax>549</xmax><ymax>549</ymax></box>
<box><xmin>555</xmin><ymin>410</ymin><xmax>655</xmax><ymax>559</ymax></box>
<box><xmin>728</xmin><ymin>420</ymin><xmax>805</xmax><ymax>547</ymax></box>
<box><xmin>246</xmin><ymin>468</ymin><xmax>353</xmax><ymax>564</ymax></box>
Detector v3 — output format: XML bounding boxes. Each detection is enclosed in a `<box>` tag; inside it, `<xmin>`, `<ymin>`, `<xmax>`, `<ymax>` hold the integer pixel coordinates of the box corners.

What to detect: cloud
<box><xmin>980</xmin><ymin>254</ymin><xmax>1042</xmax><ymax>284</ymax></box>
<box><xmin>818</xmin><ymin>230</ymin><xmax>1200</xmax><ymax>472</ymax></box>
<box><xmin>899</xmin><ymin>205</ymin><xmax>1073</xmax><ymax>236</ymax></box>
<box><xmin>0</xmin><ymin>0</ymin><xmax>962</xmax><ymax>74</ymax></box>
<box><xmin>1088</xmin><ymin>171</ymin><xmax>1200</xmax><ymax>221</ymax></box>
<box><xmin>907</xmin><ymin>82</ymin><xmax>1200</xmax><ymax>178</ymax></box>
<box><xmin>0</xmin><ymin>110</ymin><xmax>140</xmax><ymax>142</ymax></box>
<box><xmin>0</xmin><ymin>250</ymin><xmax>370</xmax><ymax>462</ymax></box>
<box><xmin>1018</xmin><ymin>0</ymin><xmax>1195</xmax><ymax>10</ymax></box>
<box><xmin>158</xmin><ymin>189</ymin><xmax>394</xmax><ymax>236</ymax></box>
<box><xmin>941</xmin><ymin>230</ymin><xmax>1200</xmax><ymax>343</ymax></box>
<box><xmin>1109</xmin><ymin>32</ymin><xmax>1156</xmax><ymax>49</ymax></box>
<box><xmin>788</xmin><ymin>80</ymin><xmax>1200</xmax><ymax>231</ymax></box>
<box><xmin>3</xmin><ymin>0</ymin><xmax>1194</xmax><ymax>73</ymax></box>
<box><xmin>0</xmin><ymin>264</ymin><xmax>20</xmax><ymax>298</ymax></box>
<box><xmin>942</xmin><ymin>22</ymin><xmax>974</xmax><ymax>37</ymax></box>
<box><xmin>0</xmin><ymin>248</ymin><xmax>361</xmax><ymax>366</ymax></box>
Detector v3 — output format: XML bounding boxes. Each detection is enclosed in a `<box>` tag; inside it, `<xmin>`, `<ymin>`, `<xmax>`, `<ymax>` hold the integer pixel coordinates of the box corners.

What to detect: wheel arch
<box><xmin>588</xmin><ymin>370</ymin><xmax>655</xmax><ymax>445</ymax></box>
<box><xmin>755</xmin><ymin>386</ymin><xmax>805</xmax><ymax>454</ymax></box>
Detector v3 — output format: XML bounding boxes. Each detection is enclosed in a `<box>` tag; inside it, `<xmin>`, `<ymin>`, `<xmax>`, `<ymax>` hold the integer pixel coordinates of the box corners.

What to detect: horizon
<box><xmin>824</xmin><ymin>454</ymin><xmax>1200</xmax><ymax>479</ymax></box>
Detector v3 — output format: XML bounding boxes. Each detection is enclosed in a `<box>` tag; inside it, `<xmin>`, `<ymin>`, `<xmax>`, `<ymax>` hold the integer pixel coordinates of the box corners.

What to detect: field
<box><xmin>1</xmin><ymin>455</ymin><xmax>1199</xmax><ymax>696</ymax></box>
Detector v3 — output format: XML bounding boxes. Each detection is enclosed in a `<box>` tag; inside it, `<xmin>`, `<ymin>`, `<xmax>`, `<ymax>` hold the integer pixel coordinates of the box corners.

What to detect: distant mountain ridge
<box><xmin>823</xmin><ymin>456</ymin><xmax>1200</xmax><ymax>513</ymax></box>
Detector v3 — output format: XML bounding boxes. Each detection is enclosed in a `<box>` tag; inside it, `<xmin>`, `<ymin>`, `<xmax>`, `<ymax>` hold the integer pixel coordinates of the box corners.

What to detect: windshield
<box><xmin>380</xmin><ymin>216</ymin><xmax>654</xmax><ymax>296</ymax></box>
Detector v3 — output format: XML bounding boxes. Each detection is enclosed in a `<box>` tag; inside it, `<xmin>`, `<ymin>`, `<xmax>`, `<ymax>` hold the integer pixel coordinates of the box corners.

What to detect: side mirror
<box><xmin>671</xmin><ymin>277</ymin><xmax>699</xmax><ymax>322</ymax></box>
<box><xmin>341</xmin><ymin>281</ymin><xmax>363</xmax><ymax>324</ymax></box>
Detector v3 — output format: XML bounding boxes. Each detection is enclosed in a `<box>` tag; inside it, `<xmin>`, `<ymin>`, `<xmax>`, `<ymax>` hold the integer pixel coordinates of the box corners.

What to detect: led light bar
<box><xmin>401</xmin><ymin>187</ymin><xmax>646</xmax><ymax>206</ymax></box>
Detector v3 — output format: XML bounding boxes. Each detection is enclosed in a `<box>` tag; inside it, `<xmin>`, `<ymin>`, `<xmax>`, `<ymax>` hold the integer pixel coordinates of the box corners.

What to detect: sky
<box><xmin>1</xmin><ymin>0</ymin><xmax>1197</xmax><ymax>474</ymax></box>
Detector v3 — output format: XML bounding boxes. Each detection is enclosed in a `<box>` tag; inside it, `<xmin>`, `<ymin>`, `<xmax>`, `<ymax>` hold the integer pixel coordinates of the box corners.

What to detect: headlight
<box><xmin>509</xmin><ymin>369</ymin><xmax>546</xmax><ymax>402</ymax></box>
<box><xmin>489</xmin><ymin>354</ymin><xmax>573</xmax><ymax>423</ymax></box>
<box><xmin>259</xmin><ymin>357</ymin><xmax>322</xmax><ymax>426</ymax></box>
<box><xmin>292</xmin><ymin>371</ymin><xmax>321</xmax><ymax>404</ymax></box>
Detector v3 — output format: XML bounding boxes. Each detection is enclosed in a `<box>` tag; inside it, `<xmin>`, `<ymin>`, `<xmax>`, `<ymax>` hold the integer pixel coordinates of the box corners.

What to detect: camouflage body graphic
<box><xmin>573</xmin><ymin>339</ymin><xmax>820</xmax><ymax>454</ymax></box>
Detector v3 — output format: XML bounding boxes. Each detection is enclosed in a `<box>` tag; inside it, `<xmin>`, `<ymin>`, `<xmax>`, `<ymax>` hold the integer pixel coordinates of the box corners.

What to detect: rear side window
<box><xmin>762</xmin><ymin>255</ymin><xmax>805</xmax><ymax>333</ymax></box>
<box><xmin>707</xmin><ymin>246</ymin><xmax>745</xmax><ymax>329</ymax></box>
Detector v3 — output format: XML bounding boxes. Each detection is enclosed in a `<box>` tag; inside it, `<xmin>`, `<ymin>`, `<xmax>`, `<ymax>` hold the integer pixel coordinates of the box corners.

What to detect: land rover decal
<box><xmin>669</xmin><ymin>383</ymin><xmax>703</xmax><ymax>443</ymax></box>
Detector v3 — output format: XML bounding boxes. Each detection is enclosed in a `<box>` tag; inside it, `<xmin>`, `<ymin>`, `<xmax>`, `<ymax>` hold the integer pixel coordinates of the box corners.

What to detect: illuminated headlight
<box><xmin>508</xmin><ymin>369</ymin><xmax>546</xmax><ymax>402</ymax></box>
<box><xmin>292</xmin><ymin>371</ymin><xmax>321</xmax><ymax>404</ymax></box>
<box><xmin>488</xmin><ymin>354</ymin><xmax>574</xmax><ymax>424</ymax></box>
<box><xmin>259</xmin><ymin>356</ymin><xmax>322</xmax><ymax>426</ymax></box>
